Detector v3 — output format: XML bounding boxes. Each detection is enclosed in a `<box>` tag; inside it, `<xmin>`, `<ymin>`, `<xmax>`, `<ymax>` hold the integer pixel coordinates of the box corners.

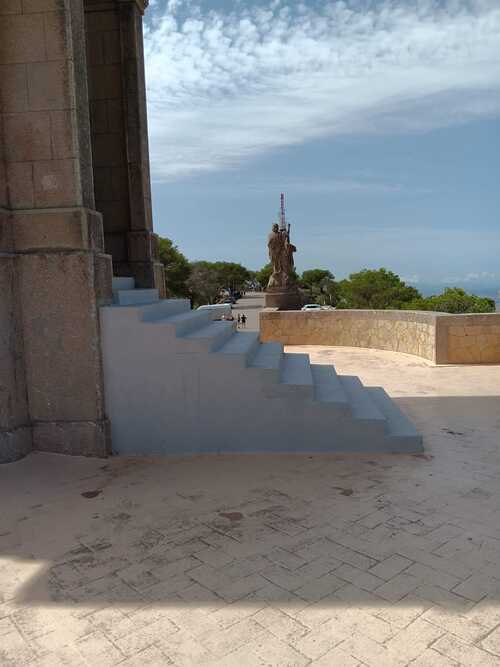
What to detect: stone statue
<box><xmin>267</xmin><ymin>223</ymin><xmax>296</xmax><ymax>290</ymax></box>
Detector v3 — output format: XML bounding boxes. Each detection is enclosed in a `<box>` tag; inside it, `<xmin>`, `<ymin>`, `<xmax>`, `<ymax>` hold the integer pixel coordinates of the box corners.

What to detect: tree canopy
<box><xmin>157</xmin><ymin>237</ymin><xmax>191</xmax><ymax>297</ymax></box>
<box><xmin>337</xmin><ymin>268</ymin><xmax>421</xmax><ymax>310</ymax></box>
<box><xmin>301</xmin><ymin>269</ymin><xmax>333</xmax><ymax>290</ymax></box>
<box><xmin>255</xmin><ymin>263</ymin><xmax>273</xmax><ymax>289</ymax></box>
<box><xmin>186</xmin><ymin>261</ymin><xmax>222</xmax><ymax>305</ymax></box>
<box><xmin>405</xmin><ymin>287</ymin><xmax>495</xmax><ymax>314</ymax></box>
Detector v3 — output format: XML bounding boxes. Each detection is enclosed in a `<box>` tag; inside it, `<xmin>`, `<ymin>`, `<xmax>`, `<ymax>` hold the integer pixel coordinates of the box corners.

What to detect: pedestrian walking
<box><xmin>237</xmin><ymin>314</ymin><xmax>241</xmax><ymax>327</ymax></box>
<box><xmin>241</xmin><ymin>313</ymin><xmax>247</xmax><ymax>328</ymax></box>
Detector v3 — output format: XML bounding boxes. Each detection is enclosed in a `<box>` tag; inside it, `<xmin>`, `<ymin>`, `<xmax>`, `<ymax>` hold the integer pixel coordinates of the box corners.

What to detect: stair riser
<box><xmin>178</xmin><ymin>325</ymin><xmax>236</xmax><ymax>354</ymax></box>
<box><xmin>173</xmin><ymin>312</ymin><xmax>212</xmax><ymax>337</ymax></box>
<box><xmin>352</xmin><ymin>418</ymin><xmax>388</xmax><ymax>437</ymax></box>
<box><xmin>141</xmin><ymin>300</ymin><xmax>191</xmax><ymax>322</ymax></box>
<box><xmin>114</xmin><ymin>289</ymin><xmax>159</xmax><ymax>305</ymax></box>
<box><xmin>112</xmin><ymin>277</ymin><xmax>135</xmax><ymax>290</ymax></box>
<box><xmin>248</xmin><ymin>367</ymin><xmax>281</xmax><ymax>388</ymax></box>
<box><xmin>272</xmin><ymin>384</ymin><xmax>314</xmax><ymax>400</ymax></box>
<box><xmin>313</xmin><ymin>401</ymin><xmax>352</xmax><ymax>419</ymax></box>
<box><xmin>217</xmin><ymin>338</ymin><xmax>262</xmax><ymax>368</ymax></box>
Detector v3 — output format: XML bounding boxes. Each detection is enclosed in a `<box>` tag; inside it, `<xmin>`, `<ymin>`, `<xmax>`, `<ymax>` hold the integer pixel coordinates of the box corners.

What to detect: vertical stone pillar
<box><xmin>0</xmin><ymin>86</ymin><xmax>31</xmax><ymax>462</ymax></box>
<box><xmin>84</xmin><ymin>0</ymin><xmax>165</xmax><ymax>295</ymax></box>
<box><xmin>0</xmin><ymin>0</ymin><xmax>112</xmax><ymax>459</ymax></box>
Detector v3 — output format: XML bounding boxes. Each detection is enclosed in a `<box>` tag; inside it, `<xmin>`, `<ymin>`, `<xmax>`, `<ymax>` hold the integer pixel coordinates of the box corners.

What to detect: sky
<box><xmin>143</xmin><ymin>0</ymin><xmax>500</xmax><ymax>291</ymax></box>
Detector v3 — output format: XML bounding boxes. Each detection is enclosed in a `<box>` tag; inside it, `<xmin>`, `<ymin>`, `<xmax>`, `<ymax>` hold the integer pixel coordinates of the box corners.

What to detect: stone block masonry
<box><xmin>260</xmin><ymin>309</ymin><xmax>500</xmax><ymax>365</ymax></box>
<box><xmin>0</xmin><ymin>0</ymin><xmax>112</xmax><ymax>462</ymax></box>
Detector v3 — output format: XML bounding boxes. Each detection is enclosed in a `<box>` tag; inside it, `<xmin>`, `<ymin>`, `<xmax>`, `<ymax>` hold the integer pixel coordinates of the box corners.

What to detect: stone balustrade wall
<box><xmin>260</xmin><ymin>309</ymin><xmax>500</xmax><ymax>364</ymax></box>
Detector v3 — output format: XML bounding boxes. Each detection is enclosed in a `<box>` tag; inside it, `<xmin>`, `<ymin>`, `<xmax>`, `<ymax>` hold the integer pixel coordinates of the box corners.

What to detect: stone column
<box><xmin>84</xmin><ymin>0</ymin><xmax>166</xmax><ymax>295</ymax></box>
<box><xmin>0</xmin><ymin>0</ymin><xmax>112</xmax><ymax>460</ymax></box>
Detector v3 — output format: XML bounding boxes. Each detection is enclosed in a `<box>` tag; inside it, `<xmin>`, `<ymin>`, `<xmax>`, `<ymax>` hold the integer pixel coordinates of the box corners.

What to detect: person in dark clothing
<box><xmin>241</xmin><ymin>313</ymin><xmax>247</xmax><ymax>328</ymax></box>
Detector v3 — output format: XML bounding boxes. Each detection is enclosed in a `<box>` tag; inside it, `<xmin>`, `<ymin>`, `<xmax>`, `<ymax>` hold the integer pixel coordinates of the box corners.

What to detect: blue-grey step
<box><xmin>248</xmin><ymin>341</ymin><xmax>284</xmax><ymax>384</ymax></box>
<box><xmin>140</xmin><ymin>299</ymin><xmax>191</xmax><ymax>321</ymax></box>
<box><xmin>181</xmin><ymin>320</ymin><xmax>236</xmax><ymax>352</ymax></box>
<box><xmin>310</xmin><ymin>363</ymin><xmax>350</xmax><ymax>414</ymax></box>
<box><xmin>367</xmin><ymin>387</ymin><xmax>422</xmax><ymax>448</ymax></box>
<box><xmin>250</xmin><ymin>342</ymin><xmax>283</xmax><ymax>370</ymax></box>
<box><xmin>279</xmin><ymin>353</ymin><xmax>314</xmax><ymax>398</ymax></box>
<box><xmin>339</xmin><ymin>375</ymin><xmax>387</xmax><ymax>432</ymax></box>
<box><xmin>158</xmin><ymin>309</ymin><xmax>212</xmax><ymax>336</ymax></box>
<box><xmin>112</xmin><ymin>276</ymin><xmax>135</xmax><ymax>290</ymax></box>
<box><xmin>281</xmin><ymin>353</ymin><xmax>312</xmax><ymax>385</ymax></box>
<box><xmin>114</xmin><ymin>288</ymin><xmax>159</xmax><ymax>305</ymax></box>
<box><xmin>217</xmin><ymin>331</ymin><xmax>261</xmax><ymax>366</ymax></box>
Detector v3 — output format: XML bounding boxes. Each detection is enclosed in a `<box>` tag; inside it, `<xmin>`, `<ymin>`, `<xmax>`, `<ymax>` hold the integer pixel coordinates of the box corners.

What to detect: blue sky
<box><xmin>144</xmin><ymin>0</ymin><xmax>500</xmax><ymax>289</ymax></box>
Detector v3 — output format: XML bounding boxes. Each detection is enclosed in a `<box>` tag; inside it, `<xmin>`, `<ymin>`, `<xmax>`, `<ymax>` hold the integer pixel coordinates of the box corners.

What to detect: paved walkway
<box><xmin>1</xmin><ymin>347</ymin><xmax>500</xmax><ymax>666</ymax></box>
<box><xmin>232</xmin><ymin>292</ymin><xmax>265</xmax><ymax>331</ymax></box>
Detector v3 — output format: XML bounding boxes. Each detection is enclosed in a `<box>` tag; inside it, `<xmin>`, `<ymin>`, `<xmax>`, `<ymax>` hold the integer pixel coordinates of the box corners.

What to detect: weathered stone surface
<box><xmin>94</xmin><ymin>252</ymin><xmax>113</xmax><ymax>306</ymax></box>
<box><xmin>443</xmin><ymin>315</ymin><xmax>500</xmax><ymax>364</ymax></box>
<box><xmin>3</xmin><ymin>111</ymin><xmax>52</xmax><ymax>162</ymax></box>
<box><xmin>18</xmin><ymin>252</ymin><xmax>106</xmax><ymax>423</ymax></box>
<box><xmin>0</xmin><ymin>13</ymin><xmax>45</xmax><ymax>64</ymax></box>
<box><xmin>264</xmin><ymin>289</ymin><xmax>302</xmax><ymax>310</ymax></box>
<box><xmin>0</xmin><ymin>64</ymin><xmax>29</xmax><ymax>113</ymax></box>
<box><xmin>0</xmin><ymin>426</ymin><xmax>32</xmax><ymax>463</ymax></box>
<box><xmin>27</xmin><ymin>61</ymin><xmax>70</xmax><ymax>111</ymax></box>
<box><xmin>5</xmin><ymin>161</ymin><xmax>34</xmax><ymax>209</ymax></box>
<box><xmin>11</xmin><ymin>208</ymin><xmax>105</xmax><ymax>252</ymax></box>
<box><xmin>260</xmin><ymin>310</ymin><xmax>500</xmax><ymax>364</ymax></box>
<box><xmin>0</xmin><ymin>255</ymin><xmax>30</xmax><ymax>429</ymax></box>
<box><xmin>33</xmin><ymin>159</ymin><xmax>80</xmax><ymax>207</ymax></box>
<box><xmin>0</xmin><ymin>255</ymin><xmax>32</xmax><ymax>463</ymax></box>
<box><xmin>33</xmin><ymin>418</ymin><xmax>110</xmax><ymax>457</ymax></box>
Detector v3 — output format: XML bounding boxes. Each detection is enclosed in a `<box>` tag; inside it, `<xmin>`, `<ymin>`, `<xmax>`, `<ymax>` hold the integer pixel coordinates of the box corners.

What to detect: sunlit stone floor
<box><xmin>1</xmin><ymin>347</ymin><xmax>500</xmax><ymax>666</ymax></box>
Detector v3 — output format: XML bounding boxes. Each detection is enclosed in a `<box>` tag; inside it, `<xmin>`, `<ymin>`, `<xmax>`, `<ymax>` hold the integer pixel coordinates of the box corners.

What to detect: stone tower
<box><xmin>0</xmin><ymin>0</ymin><xmax>164</xmax><ymax>462</ymax></box>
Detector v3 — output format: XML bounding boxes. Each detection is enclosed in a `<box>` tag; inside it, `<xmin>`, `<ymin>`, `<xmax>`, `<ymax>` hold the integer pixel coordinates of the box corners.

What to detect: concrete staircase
<box><xmin>100</xmin><ymin>279</ymin><xmax>422</xmax><ymax>455</ymax></box>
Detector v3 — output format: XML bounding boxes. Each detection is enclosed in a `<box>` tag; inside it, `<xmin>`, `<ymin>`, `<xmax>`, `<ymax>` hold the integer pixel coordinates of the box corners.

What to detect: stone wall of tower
<box><xmin>84</xmin><ymin>0</ymin><xmax>166</xmax><ymax>295</ymax></box>
<box><xmin>0</xmin><ymin>0</ymin><xmax>112</xmax><ymax>461</ymax></box>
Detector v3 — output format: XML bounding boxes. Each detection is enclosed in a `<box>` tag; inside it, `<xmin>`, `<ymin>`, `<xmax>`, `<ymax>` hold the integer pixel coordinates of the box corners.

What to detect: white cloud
<box><xmin>144</xmin><ymin>0</ymin><xmax>500</xmax><ymax>181</ymax></box>
<box><xmin>442</xmin><ymin>271</ymin><xmax>497</xmax><ymax>283</ymax></box>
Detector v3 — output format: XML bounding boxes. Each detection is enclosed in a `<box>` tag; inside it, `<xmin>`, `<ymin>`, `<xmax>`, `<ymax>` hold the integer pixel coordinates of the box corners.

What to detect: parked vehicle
<box><xmin>197</xmin><ymin>304</ymin><xmax>232</xmax><ymax>320</ymax></box>
<box><xmin>301</xmin><ymin>304</ymin><xmax>322</xmax><ymax>311</ymax></box>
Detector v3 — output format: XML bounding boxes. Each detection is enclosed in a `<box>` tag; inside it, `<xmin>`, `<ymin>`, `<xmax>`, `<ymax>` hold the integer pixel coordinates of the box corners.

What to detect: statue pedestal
<box><xmin>264</xmin><ymin>288</ymin><xmax>301</xmax><ymax>310</ymax></box>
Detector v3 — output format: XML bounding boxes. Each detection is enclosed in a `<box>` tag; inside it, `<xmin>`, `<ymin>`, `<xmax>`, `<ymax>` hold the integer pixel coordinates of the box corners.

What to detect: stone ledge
<box><xmin>6</xmin><ymin>207</ymin><xmax>105</xmax><ymax>253</ymax></box>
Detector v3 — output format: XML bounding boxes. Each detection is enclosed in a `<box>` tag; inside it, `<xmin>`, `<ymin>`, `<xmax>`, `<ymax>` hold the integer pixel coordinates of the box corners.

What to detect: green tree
<box><xmin>255</xmin><ymin>263</ymin><xmax>273</xmax><ymax>289</ymax></box>
<box><xmin>405</xmin><ymin>287</ymin><xmax>495</xmax><ymax>314</ymax></box>
<box><xmin>338</xmin><ymin>268</ymin><xmax>421</xmax><ymax>309</ymax></box>
<box><xmin>300</xmin><ymin>269</ymin><xmax>336</xmax><ymax>304</ymax></box>
<box><xmin>211</xmin><ymin>261</ymin><xmax>251</xmax><ymax>292</ymax></box>
<box><xmin>301</xmin><ymin>269</ymin><xmax>333</xmax><ymax>291</ymax></box>
<box><xmin>186</xmin><ymin>261</ymin><xmax>221</xmax><ymax>306</ymax></box>
<box><xmin>157</xmin><ymin>237</ymin><xmax>191</xmax><ymax>297</ymax></box>
<box><xmin>316</xmin><ymin>277</ymin><xmax>341</xmax><ymax>306</ymax></box>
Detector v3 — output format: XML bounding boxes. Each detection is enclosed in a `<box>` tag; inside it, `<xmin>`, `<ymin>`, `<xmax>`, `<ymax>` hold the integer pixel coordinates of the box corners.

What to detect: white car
<box><xmin>301</xmin><ymin>304</ymin><xmax>322</xmax><ymax>311</ymax></box>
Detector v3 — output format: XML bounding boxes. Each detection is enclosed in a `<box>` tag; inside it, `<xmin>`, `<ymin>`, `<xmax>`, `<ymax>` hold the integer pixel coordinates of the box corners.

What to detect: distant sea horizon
<box><xmin>409</xmin><ymin>283</ymin><xmax>500</xmax><ymax>312</ymax></box>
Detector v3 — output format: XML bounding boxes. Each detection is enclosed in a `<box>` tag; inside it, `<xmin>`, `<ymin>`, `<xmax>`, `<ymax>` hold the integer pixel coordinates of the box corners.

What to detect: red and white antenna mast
<box><xmin>279</xmin><ymin>192</ymin><xmax>286</xmax><ymax>231</ymax></box>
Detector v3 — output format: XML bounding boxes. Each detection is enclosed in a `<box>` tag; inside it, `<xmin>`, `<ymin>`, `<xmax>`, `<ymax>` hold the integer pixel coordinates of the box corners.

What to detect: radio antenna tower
<box><xmin>279</xmin><ymin>192</ymin><xmax>287</xmax><ymax>231</ymax></box>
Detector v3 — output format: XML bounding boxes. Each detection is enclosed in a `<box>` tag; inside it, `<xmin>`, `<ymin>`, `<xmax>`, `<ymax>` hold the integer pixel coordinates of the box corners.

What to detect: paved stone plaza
<box><xmin>1</xmin><ymin>346</ymin><xmax>500</xmax><ymax>666</ymax></box>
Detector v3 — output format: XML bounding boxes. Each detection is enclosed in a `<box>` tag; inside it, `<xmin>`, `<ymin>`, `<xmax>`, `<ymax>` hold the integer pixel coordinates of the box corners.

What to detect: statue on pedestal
<box><xmin>267</xmin><ymin>223</ymin><xmax>296</xmax><ymax>290</ymax></box>
<box><xmin>264</xmin><ymin>194</ymin><xmax>301</xmax><ymax>310</ymax></box>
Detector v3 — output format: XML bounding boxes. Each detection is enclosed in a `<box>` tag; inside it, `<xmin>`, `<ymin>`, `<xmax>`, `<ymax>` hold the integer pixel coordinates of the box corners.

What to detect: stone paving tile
<box><xmin>1</xmin><ymin>347</ymin><xmax>500</xmax><ymax>666</ymax></box>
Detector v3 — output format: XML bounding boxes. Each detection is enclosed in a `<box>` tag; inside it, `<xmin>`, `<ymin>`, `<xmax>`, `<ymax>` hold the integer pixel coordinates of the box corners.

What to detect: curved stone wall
<box><xmin>260</xmin><ymin>309</ymin><xmax>500</xmax><ymax>364</ymax></box>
